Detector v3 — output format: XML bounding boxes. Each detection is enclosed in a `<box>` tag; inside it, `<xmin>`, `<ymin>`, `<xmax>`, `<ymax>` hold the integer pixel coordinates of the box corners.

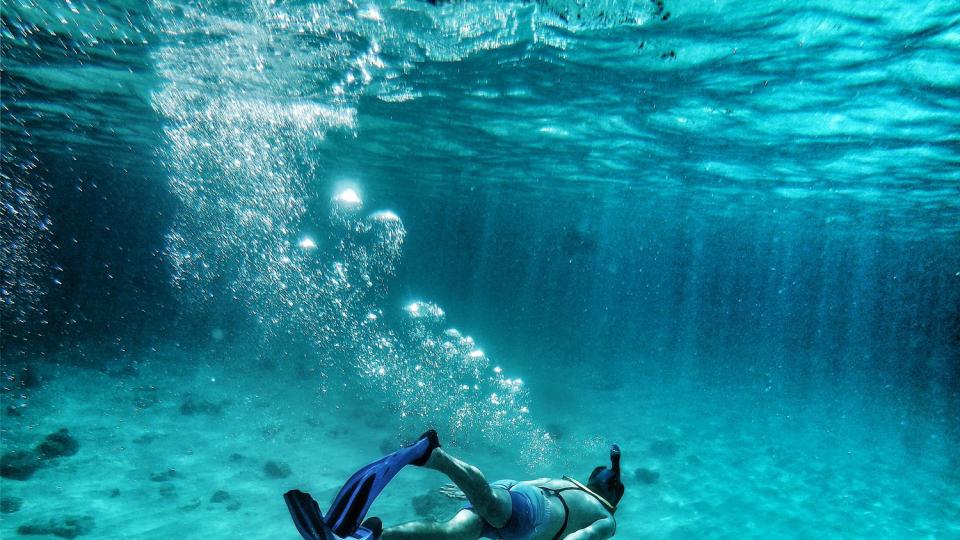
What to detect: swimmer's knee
<box><xmin>474</xmin><ymin>488</ymin><xmax>511</xmax><ymax>528</ymax></box>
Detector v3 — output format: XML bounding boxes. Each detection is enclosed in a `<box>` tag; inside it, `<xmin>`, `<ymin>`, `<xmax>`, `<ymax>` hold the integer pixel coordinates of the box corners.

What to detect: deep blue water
<box><xmin>2</xmin><ymin>1</ymin><xmax>959</xmax><ymax>538</ymax></box>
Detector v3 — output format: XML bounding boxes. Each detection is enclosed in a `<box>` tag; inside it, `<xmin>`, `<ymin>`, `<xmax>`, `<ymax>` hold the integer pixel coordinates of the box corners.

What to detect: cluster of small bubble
<box><xmin>262</xmin><ymin>193</ymin><xmax>407</xmax><ymax>366</ymax></box>
<box><xmin>339</xmin><ymin>246</ymin><xmax>556</xmax><ymax>461</ymax></box>
<box><xmin>152</xmin><ymin>0</ymin><xmax>360</xmax><ymax>317</ymax></box>
<box><xmin>283</xmin><ymin>194</ymin><xmax>547</xmax><ymax>456</ymax></box>
<box><xmin>0</xmin><ymin>155</ymin><xmax>54</xmax><ymax>332</ymax></box>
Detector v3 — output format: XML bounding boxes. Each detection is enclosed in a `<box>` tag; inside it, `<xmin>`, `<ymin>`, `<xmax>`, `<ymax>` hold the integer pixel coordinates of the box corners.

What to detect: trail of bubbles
<box><xmin>0</xmin><ymin>153</ymin><xmax>54</xmax><ymax>335</ymax></box>
<box><xmin>323</xmin><ymin>198</ymin><xmax>557</xmax><ymax>464</ymax></box>
<box><xmin>152</xmin><ymin>0</ymin><xmax>558</xmax><ymax>463</ymax></box>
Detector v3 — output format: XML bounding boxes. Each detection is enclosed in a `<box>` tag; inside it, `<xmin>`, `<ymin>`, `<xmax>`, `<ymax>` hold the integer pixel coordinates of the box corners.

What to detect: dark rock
<box><xmin>158</xmin><ymin>483</ymin><xmax>177</xmax><ymax>499</ymax></box>
<box><xmin>229</xmin><ymin>453</ymin><xmax>245</xmax><ymax>463</ymax></box>
<box><xmin>179</xmin><ymin>498</ymin><xmax>201</xmax><ymax>512</ymax></box>
<box><xmin>686</xmin><ymin>454</ymin><xmax>703</xmax><ymax>466</ymax></box>
<box><xmin>150</xmin><ymin>469</ymin><xmax>181</xmax><ymax>482</ymax></box>
<box><xmin>132</xmin><ymin>434</ymin><xmax>158</xmax><ymax>445</ymax></box>
<box><xmin>263</xmin><ymin>461</ymin><xmax>291</xmax><ymax>479</ymax></box>
<box><xmin>326</xmin><ymin>426</ymin><xmax>351</xmax><ymax>438</ymax></box>
<box><xmin>1</xmin><ymin>495</ymin><xmax>23</xmax><ymax>513</ymax></box>
<box><xmin>545</xmin><ymin>423</ymin><xmax>566</xmax><ymax>441</ymax></box>
<box><xmin>649</xmin><ymin>439</ymin><xmax>679</xmax><ymax>458</ymax></box>
<box><xmin>379</xmin><ymin>438</ymin><xmax>398</xmax><ymax>454</ymax></box>
<box><xmin>210</xmin><ymin>490</ymin><xmax>231</xmax><ymax>503</ymax></box>
<box><xmin>179</xmin><ymin>396</ymin><xmax>230</xmax><ymax>416</ymax></box>
<box><xmin>226</xmin><ymin>501</ymin><xmax>242</xmax><ymax>512</ymax></box>
<box><xmin>261</xmin><ymin>425</ymin><xmax>282</xmax><ymax>440</ymax></box>
<box><xmin>17</xmin><ymin>515</ymin><xmax>95</xmax><ymax>538</ymax></box>
<box><xmin>259</xmin><ymin>359</ymin><xmax>277</xmax><ymax>372</ymax></box>
<box><xmin>634</xmin><ymin>467</ymin><xmax>660</xmax><ymax>484</ymax></box>
<box><xmin>111</xmin><ymin>361</ymin><xmax>139</xmax><ymax>378</ymax></box>
<box><xmin>134</xmin><ymin>386</ymin><xmax>160</xmax><ymax>409</ymax></box>
<box><xmin>1</xmin><ymin>450</ymin><xmax>42</xmax><ymax>480</ymax></box>
<box><xmin>36</xmin><ymin>429</ymin><xmax>80</xmax><ymax>460</ymax></box>
<box><xmin>295</xmin><ymin>362</ymin><xmax>316</xmax><ymax>379</ymax></box>
<box><xmin>109</xmin><ymin>489</ymin><xmax>121</xmax><ymax>498</ymax></box>
<box><xmin>15</xmin><ymin>366</ymin><xmax>41</xmax><ymax>389</ymax></box>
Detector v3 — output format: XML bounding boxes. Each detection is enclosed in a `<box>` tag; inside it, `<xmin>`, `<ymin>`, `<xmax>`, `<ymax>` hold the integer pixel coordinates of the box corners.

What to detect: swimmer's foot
<box><xmin>410</xmin><ymin>429</ymin><xmax>441</xmax><ymax>466</ymax></box>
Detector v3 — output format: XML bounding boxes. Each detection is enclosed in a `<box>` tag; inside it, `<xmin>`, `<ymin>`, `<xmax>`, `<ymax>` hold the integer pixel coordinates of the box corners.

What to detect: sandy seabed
<box><xmin>2</xmin><ymin>342</ymin><xmax>957</xmax><ymax>539</ymax></box>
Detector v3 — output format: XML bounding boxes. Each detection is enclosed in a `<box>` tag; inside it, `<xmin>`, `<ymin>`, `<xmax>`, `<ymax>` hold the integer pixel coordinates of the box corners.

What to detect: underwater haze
<box><xmin>2</xmin><ymin>0</ymin><xmax>959</xmax><ymax>538</ymax></box>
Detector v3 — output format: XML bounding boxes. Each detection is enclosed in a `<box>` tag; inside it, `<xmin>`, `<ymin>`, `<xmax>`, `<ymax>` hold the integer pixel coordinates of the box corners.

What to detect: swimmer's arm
<box><xmin>563</xmin><ymin>516</ymin><xmax>616</xmax><ymax>539</ymax></box>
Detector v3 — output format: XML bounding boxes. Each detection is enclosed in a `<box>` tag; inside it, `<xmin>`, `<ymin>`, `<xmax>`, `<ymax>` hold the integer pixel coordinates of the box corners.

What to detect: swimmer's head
<box><xmin>587</xmin><ymin>444</ymin><xmax>624</xmax><ymax>508</ymax></box>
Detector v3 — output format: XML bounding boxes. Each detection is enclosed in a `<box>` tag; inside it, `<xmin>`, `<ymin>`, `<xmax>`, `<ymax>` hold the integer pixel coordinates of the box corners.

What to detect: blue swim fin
<box><xmin>285</xmin><ymin>430</ymin><xmax>440</xmax><ymax>539</ymax></box>
<box><xmin>284</xmin><ymin>489</ymin><xmax>332</xmax><ymax>540</ymax></box>
<box><xmin>325</xmin><ymin>430</ymin><xmax>439</xmax><ymax>535</ymax></box>
<box><xmin>283</xmin><ymin>490</ymin><xmax>382</xmax><ymax>540</ymax></box>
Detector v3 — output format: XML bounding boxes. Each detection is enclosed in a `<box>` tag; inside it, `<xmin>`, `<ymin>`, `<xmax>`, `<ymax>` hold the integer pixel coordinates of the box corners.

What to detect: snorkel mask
<box><xmin>587</xmin><ymin>444</ymin><xmax>624</xmax><ymax>507</ymax></box>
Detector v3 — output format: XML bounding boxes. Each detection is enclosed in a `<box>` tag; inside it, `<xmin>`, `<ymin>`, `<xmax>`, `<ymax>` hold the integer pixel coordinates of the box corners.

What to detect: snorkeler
<box><xmin>284</xmin><ymin>430</ymin><xmax>623</xmax><ymax>540</ymax></box>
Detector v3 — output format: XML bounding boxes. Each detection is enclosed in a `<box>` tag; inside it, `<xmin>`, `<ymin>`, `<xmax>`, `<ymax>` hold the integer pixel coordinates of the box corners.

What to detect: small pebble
<box><xmin>149</xmin><ymin>469</ymin><xmax>180</xmax><ymax>482</ymax></box>
<box><xmin>1</xmin><ymin>496</ymin><xmax>23</xmax><ymax>513</ymax></box>
<box><xmin>263</xmin><ymin>460</ymin><xmax>291</xmax><ymax>479</ymax></box>
<box><xmin>179</xmin><ymin>499</ymin><xmax>201</xmax><ymax>512</ymax></box>
<box><xmin>634</xmin><ymin>467</ymin><xmax>661</xmax><ymax>484</ymax></box>
<box><xmin>158</xmin><ymin>484</ymin><xmax>177</xmax><ymax>499</ymax></box>
<box><xmin>17</xmin><ymin>515</ymin><xmax>95</xmax><ymax>538</ymax></box>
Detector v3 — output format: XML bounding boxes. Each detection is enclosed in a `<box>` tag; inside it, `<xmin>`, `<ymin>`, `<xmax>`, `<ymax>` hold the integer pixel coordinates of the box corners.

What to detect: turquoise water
<box><xmin>2</xmin><ymin>1</ymin><xmax>959</xmax><ymax>538</ymax></box>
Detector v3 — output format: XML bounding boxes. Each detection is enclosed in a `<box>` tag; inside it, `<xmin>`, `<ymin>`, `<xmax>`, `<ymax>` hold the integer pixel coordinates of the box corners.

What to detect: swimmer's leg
<box><xmin>425</xmin><ymin>448</ymin><xmax>512</xmax><ymax>527</ymax></box>
<box><xmin>382</xmin><ymin>509</ymin><xmax>482</xmax><ymax>540</ymax></box>
<box><xmin>383</xmin><ymin>447</ymin><xmax>512</xmax><ymax>539</ymax></box>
